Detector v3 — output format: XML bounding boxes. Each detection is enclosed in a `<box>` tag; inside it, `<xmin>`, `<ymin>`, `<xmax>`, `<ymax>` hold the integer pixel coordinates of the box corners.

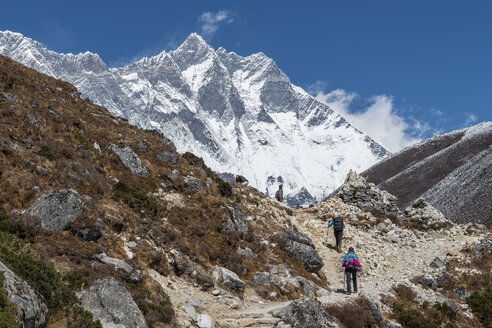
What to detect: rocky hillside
<box><xmin>0</xmin><ymin>55</ymin><xmax>491</xmax><ymax>328</ymax></box>
<box><xmin>0</xmin><ymin>30</ymin><xmax>389</xmax><ymax>205</ymax></box>
<box><xmin>361</xmin><ymin>122</ymin><xmax>492</xmax><ymax>227</ymax></box>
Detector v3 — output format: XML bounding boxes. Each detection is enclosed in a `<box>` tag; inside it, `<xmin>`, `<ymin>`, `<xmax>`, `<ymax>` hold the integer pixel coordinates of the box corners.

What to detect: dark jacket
<box><xmin>235</xmin><ymin>175</ymin><xmax>248</xmax><ymax>183</ymax></box>
<box><xmin>275</xmin><ymin>186</ymin><xmax>284</xmax><ymax>202</ymax></box>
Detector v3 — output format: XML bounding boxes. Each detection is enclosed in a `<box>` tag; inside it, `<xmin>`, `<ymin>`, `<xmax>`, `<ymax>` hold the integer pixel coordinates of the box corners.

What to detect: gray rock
<box><xmin>80</xmin><ymin>277</ymin><xmax>148</xmax><ymax>328</ymax></box>
<box><xmin>74</xmin><ymin>222</ymin><xmax>102</xmax><ymax>242</ymax></box>
<box><xmin>419</xmin><ymin>276</ymin><xmax>435</xmax><ymax>287</ymax></box>
<box><xmin>222</xmin><ymin>206</ymin><xmax>248</xmax><ymax>233</ymax></box>
<box><xmin>271</xmin><ymin>298</ymin><xmax>336</xmax><ymax>328</ymax></box>
<box><xmin>454</xmin><ymin>286</ymin><xmax>471</xmax><ymax>299</ymax></box>
<box><xmin>156</xmin><ymin>150</ymin><xmax>178</xmax><ymax>165</ymax></box>
<box><xmin>253</xmin><ymin>272</ymin><xmax>273</xmax><ymax>286</ymax></box>
<box><xmin>110</xmin><ymin>144</ymin><xmax>148</xmax><ymax>176</ymax></box>
<box><xmin>295</xmin><ymin>276</ymin><xmax>317</xmax><ymax>298</ymax></box>
<box><xmin>187</xmin><ymin>298</ymin><xmax>204</xmax><ymax>310</ymax></box>
<box><xmin>283</xmin><ymin>240</ymin><xmax>324</xmax><ymax>272</ymax></box>
<box><xmin>430</xmin><ymin>257</ymin><xmax>446</xmax><ymax>269</ymax></box>
<box><xmin>214</xmin><ymin>266</ymin><xmax>246</xmax><ymax>292</ymax></box>
<box><xmin>168</xmin><ymin>169</ymin><xmax>180</xmax><ymax>181</ymax></box>
<box><xmin>1</xmin><ymin>92</ymin><xmax>17</xmax><ymax>102</ymax></box>
<box><xmin>24</xmin><ymin>189</ymin><xmax>84</xmax><ymax>231</ymax></box>
<box><xmin>250</xmin><ymin>295</ymin><xmax>260</xmax><ymax>303</ymax></box>
<box><xmin>183</xmin><ymin>305</ymin><xmax>196</xmax><ymax>319</ymax></box>
<box><xmin>184</xmin><ymin>176</ymin><xmax>206</xmax><ymax>190</ymax></box>
<box><xmin>237</xmin><ymin>246</ymin><xmax>257</xmax><ymax>259</ymax></box>
<box><xmin>365</xmin><ymin>298</ymin><xmax>388</xmax><ymax>327</ymax></box>
<box><xmin>160</xmin><ymin>137</ymin><xmax>176</xmax><ymax>151</ymax></box>
<box><xmin>0</xmin><ymin>260</ymin><xmax>48</xmax><ymax>328</ymax></box>
<box><xmin>196</xmin><ymin>314</ymin><xmax>212</xmax><ymax>328</ymax></box>
<box><xmin>94</xmin><ymin>253</ymin><xmax>142</xmax><ymax>283</ymax></box>
<box><xmin>279</xmin><ymin>231</ymin><xmax>315</xmax><ymax>248</ymax></box>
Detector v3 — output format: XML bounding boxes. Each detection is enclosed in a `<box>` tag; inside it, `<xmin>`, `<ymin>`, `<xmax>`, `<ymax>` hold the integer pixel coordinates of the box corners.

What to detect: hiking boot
<box><xmin>347</xmin><ymin>291</ymin><xmax>351</xmax><ymax>295</ymax></box>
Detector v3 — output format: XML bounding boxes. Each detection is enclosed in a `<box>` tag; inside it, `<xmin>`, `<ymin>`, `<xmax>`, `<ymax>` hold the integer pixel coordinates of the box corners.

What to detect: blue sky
<box><xmin>2</xmin><ymin>0</ymin><xmax>490</xmax><ymax>151</ymax></box>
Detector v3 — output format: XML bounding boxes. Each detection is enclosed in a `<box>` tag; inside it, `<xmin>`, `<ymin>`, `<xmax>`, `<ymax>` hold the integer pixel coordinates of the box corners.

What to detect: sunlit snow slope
<box><xmin>0</xmin><ymin>30</ymin><xmax>389</xmax><ymax>204</ymax></box>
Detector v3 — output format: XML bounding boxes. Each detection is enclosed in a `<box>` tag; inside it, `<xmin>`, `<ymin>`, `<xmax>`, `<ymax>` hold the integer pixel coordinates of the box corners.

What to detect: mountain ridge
<box><xmin>0</xmin><ymin>30</ymin><xmax>390</xmax><ymax>204</ymax></box>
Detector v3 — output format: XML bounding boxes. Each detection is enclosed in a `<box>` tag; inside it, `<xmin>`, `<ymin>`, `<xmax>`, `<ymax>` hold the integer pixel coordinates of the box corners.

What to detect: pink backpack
<box><xmin>343</xmin><ymin>253</ymin><xmax>360</xmax><ymax>269</ymax></box>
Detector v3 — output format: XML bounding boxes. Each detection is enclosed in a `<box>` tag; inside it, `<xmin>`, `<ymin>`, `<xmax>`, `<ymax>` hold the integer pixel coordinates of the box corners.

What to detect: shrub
<box><xmin>467</xmin><ymin>289</ymin><xmax>492</xmax><ymax>327</ymax></box>
<box><xmin>37</xmin><ymin>145</ymin><xmax>55</xmax><ymax>160</ymax></box>
<box><xmin>0</xmin><ymin>272</ymin><xmax>18</xmax><ymax>328</ymax></box>
<box><xmin>67</xmin><ymin>305</ymin><xmax>102</xmax><ymax>328</ymax></box>
<box><xmin>394</xmin><ymin>284</ymin><xmax>417</xmax><ymax>302</ymax></box>
<box><xmin>0</xmin><ymin>220</ymin><xmax>36</xmax><ymax>242</ymax></box>
<box><xmin>0</xmin><ymin>206</ymin><xmax>7</xmax><ymax>221</ymax></box>
<box><xmin>325</xmin><ymin>299</ymin><xmax>375</xmax><ymax>328</ymax></box>
<box><xmin>217</xmin><ymin>180</ymin><xmax>233</xmax><ymax>197</ymax></box>
<box><xmin>183</xmin><ymin>152</ymin><xmax>233</xmax><ymax>197</ymax></box>
<box><xmin>0</xmin><ymin>231</ymin><xmax>76</xmax><ymax>313</ymax></box>
<box><xmin>392</xmin><ymin>301</ymin><xmax>436</xmax><ymax>328</ymax></box>
<box><xmin>112</xmin><ymin>181</ymin><xmax>164</xmax><ymax>219</ymax></box>
<box><xmin>63</xmin><ymin>271</ymin><xmax>90</xmax><ymax>291</ymax></box>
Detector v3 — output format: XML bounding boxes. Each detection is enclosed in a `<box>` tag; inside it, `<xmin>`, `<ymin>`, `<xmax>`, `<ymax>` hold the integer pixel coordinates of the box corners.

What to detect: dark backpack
<box><xmin>333</xmin><ymin>217</ymin><xmax>344</xmax><ymax>231</ymax></box>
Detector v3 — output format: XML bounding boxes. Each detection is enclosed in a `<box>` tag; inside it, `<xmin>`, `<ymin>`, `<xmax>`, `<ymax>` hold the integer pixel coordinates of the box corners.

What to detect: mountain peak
<box><xmin>179</xmin><ymin>33</ymin><xmax>211</xmax><ymax>50</ymax></box>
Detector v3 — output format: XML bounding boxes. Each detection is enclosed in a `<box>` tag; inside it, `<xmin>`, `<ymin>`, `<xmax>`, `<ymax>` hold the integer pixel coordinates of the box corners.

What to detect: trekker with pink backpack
<box><xmin>342</xmin><ymin>247</ymin><xmax>361</xmax><ymax>294</ymax></box>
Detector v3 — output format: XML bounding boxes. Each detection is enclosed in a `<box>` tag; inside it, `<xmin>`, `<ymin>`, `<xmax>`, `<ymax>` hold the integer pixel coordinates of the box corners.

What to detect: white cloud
<box><xmin>464</xmin><ymin>112</ymin><xmax>478</xmax><ymax>126</ymax></box>
<box><xmin>311</xmin><ymin>86</ymin><xmax>425</xmax><ymax>152</ymax></box>
<box><xmin>198</xmin><ymin>10</ymin><xmax>234</xmax><ymax>40</ymax></box>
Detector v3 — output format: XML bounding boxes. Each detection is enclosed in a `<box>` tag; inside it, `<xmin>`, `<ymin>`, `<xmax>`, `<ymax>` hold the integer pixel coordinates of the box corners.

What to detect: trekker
<box><xmin>235</xmin><ymin>175</ymin><xmax>248</xmax><ymax>185</ymax></box>
<box><xmin>342</xmin><ymin>247</ymin><xmax>360</xmax><ymax>295</ymax></box>
<box><xmin>328</xmin><ymin>216</ymin><xmax>345</xmax><ymax>253</ymax></box>
<box><xmin>275</xmin><ymin>184</ymin><xmax>284</xmax><ymax>202</ymax></box>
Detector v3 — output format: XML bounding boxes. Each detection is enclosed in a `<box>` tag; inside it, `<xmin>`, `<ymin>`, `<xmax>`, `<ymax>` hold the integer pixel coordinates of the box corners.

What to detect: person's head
<box><xmin>279</xmin><ymin>184</ymin><xmax>283</xmax><ymax>189</ymax></box>
<box><xmin>348</xmin><ymin>247</ymin><xmax>354</xmax><ymax>253</ymax></box>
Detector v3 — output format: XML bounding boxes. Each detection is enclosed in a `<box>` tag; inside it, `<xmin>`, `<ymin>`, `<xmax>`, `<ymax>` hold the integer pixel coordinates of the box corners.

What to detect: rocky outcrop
<box><xmin>184</xmin><ymin>176</ymin><xmax>206</xmax><ymax>190</ymax></box>
<box><xmin>93</xmin><ymin>253</ymin><xmax>142</xmax><ymax>283</ymax></box>
<box><xmin>110</xmin><ymin>144</ymin><xmax>148</xmax><ymax>176</ymax></box>
<box><xmin>271</xmin><ymin>298</ymin><xmax>337</xmax><ymax>327</ymax></box>
<box><xmin>333</xmin><ymin>170</ymin><xmax>402</xmax><ymax>216</ymax></box>
<box><xmin>156</xmin><ymin>150</ymin><xmax>178</xmax><ymax>165</ymax></box>
<box><xmin>167</xmin><ymin>169</ymin><xmax>180</xmax><ymax>181</ymax></box>
<box><xmin>79</xmin><ymin>277</ymin><xmax>148</xmax><ymax>328</ymax></box>
<box><xmin>222</xmin><ymin>206</ymin><xmax>248</xmax><ymax>234</ymax></box>
<box><xmin>213</xmin><ymin>266</ymin><xmax>246</xmax><ymax>292</ymax></box>
<box><xmin>0</xmin><ymin>260</ymin><xmax>48</xmax><ymax>328</ymax></box>
<box><xmin>24</xmin><ymin>189</ymin><xmax>84</xmax><ymax>231</ymax></box>
<box><xmin>404</xmin><ymin>198</ymin><xmax>451</xmax><ymax>228</ymax></box>
<box><xmin>279</xmin><ymin>232</ymin><xmax>324</xmax><ymax>272</ymax></box>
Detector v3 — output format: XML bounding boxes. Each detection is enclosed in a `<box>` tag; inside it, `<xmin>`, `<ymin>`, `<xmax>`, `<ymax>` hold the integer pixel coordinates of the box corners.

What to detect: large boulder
<box><xmin>24</xmin><ymin>189</ymin><xmax>84</xmax><ymax>231</ymax></box>
<box><xmin>110</xmin><ymin>144</ymin><xmax>148</xmax><ymax>176</ymax></box>
<box><xmin>156</xmin><ymin>150</ymin><xmax>178</xmax><ymax>165</ymax></box>
<box><xmin>0</xmin><ymin>260</ymin><xmax>48</xmax><ymax>328</ymax></box>
<box><xmin>279</xmin><ymin>232</ymin><xmax>324</xmax><ymax>272</ymax></box>
<box><xmin>213</xmin><ymin>266</ymin><xmax>246</xmax><ymax>292</ymax></box>
<box><xmin>79</xmin><ymin>277</ymin><xmax>148</xmax><ymax>328</ymax></box>
<box><xmin>93</xmin><ymin>253</ymin><xmax>142</xmax><ymax>283</ymax></box>
<box><xmin>271</xmin><ymin>298</ymin><xmax>337</xmax><ymax>328</ymax></box>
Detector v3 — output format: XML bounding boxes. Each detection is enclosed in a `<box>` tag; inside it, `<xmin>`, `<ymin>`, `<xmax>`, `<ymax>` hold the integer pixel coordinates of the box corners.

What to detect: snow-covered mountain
<box><xmin>0</xmin><ymin>30</ymin><xmax>389</xmax><ymax>204</ymax></box>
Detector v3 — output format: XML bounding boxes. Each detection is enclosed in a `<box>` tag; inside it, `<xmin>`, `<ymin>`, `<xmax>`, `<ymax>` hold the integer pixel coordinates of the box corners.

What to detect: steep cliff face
<box><xmin>0</xmin><ymin>30</ymin><xmax>389</xmax><ymax>205</ymax></box>
<box><xmin>362</xmin><ymin>122</ymin><xmax>492</xmax><ymax>227</ymax></box>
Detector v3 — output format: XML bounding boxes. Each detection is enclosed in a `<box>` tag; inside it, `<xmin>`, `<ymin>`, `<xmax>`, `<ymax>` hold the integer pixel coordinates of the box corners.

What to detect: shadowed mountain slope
<box><xmin>362</xmin><ymin>122</ymin><xmax>492</xmax><ymax>227</ymax></box>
